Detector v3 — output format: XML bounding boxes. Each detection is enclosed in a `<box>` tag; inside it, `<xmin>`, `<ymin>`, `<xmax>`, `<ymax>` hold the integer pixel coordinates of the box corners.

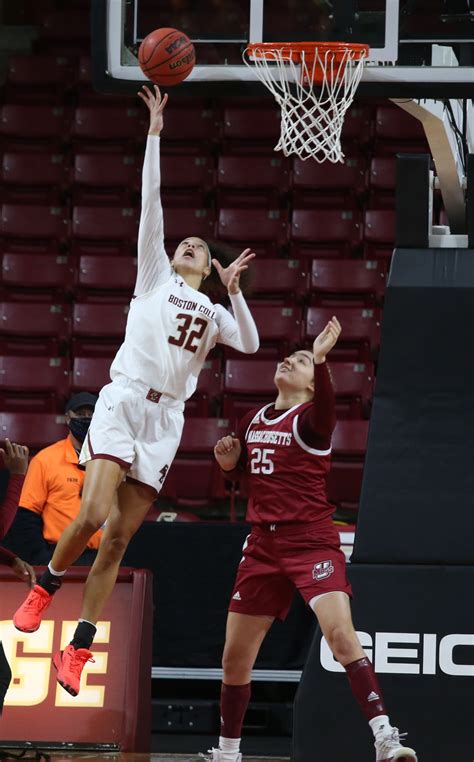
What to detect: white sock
<box><xmin>369</xmin><ymin>714</ymin><xmax>391</xmax><ymax>737</ymax></box>
<box><xmin>48</xmin><ymin>562</ymin><xmax>66</xmax><ymax>576</ymax></box>
<box><xmin>219</xmin><ymin>736</ymin><xmax>241</xmax><ymax>756</ymax></box>
<box><xmin>78</xmin><ymin>618</ymin><xmax>96</xmax><ymax>627</ymax></box>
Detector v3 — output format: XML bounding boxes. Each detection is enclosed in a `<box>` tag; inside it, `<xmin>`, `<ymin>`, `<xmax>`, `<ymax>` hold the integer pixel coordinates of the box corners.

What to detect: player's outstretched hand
<box><xmin>0</xmin><ymin>439</ymin><xmax>29</xmax><ymax>475</ymax></box>
<box><xmin>138</xmin><ymin>84</ymin><xmax>169</xmax><ymax>136</ymax></box>
<box><xmin>212</xmin><ymin>248</ymin><xmax>256</xmax><ymax>295</ymax></box>
<box><xmin>313</xmin><ymin>316</ymin><xmax>341</xmax><ymax>364</ymax></box>
<box><xmin>214</xmin><ymin>435</ymin><xmax>242</xmax><ymax>471</ymax></box>
<box><xmin>11</xmin><ymin>557</ymin><xmax>36</xmax><ymax>588</ymax></box>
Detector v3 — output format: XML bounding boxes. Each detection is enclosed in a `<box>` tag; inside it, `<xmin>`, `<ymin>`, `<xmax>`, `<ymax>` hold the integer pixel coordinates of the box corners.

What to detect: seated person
<box><xmin>3</xmin><ymin>393</ymin><xmax>101</xmax><ymax>566</ymax></box>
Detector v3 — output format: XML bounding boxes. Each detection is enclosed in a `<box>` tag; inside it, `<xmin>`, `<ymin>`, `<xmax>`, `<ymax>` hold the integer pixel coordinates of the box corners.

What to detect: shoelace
<box><xmin>24</xmin><ymin>590</ymin><xmax>49</xmax><ymax>612</ymax></box>
<box><xmin>198</xmin><ymin>750</ymin><xmax>215</xmax><ymax>761</ymax></box>
<box><xmin>380</xmin><ymin>727</ymin><xmax>408</xmax><ymax>750</ymax></box>
<box><xmin>68</xmin><ymin>650</ymin><xmax>95</xmax><ymax>671</ymax></box>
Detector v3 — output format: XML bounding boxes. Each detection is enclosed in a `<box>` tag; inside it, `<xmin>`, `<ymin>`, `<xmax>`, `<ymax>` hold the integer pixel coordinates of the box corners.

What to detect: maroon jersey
<box><xmin>243</xmin><ymin>400</ymin><xmax>333</xmax><ymax>525</ymax></box>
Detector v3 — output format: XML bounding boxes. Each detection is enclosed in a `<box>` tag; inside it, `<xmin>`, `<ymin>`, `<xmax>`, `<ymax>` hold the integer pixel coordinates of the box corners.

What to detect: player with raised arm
<box><xmin>207</xmin><ymin>317</ymin><xmax>417</xmax><ymax>762</ymax></box>
<box><xmin>13</xmin><ymin>86</ymin><xmax>259</xmax><ymax>697</ymax></box>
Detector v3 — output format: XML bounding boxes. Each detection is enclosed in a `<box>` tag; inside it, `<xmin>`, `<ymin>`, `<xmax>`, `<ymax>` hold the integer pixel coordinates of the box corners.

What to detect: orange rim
<box><xmin>246</xmin><ymin>41</ymin><xmax>370</xmax><ymax>64</ymax></box>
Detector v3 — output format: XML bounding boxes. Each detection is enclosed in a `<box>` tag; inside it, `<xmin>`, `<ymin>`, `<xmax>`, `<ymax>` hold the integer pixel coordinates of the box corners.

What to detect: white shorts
<box><xmin>79</xmin><ymin>374</ymin><xmax>185</xmax><ymax>495</ymax></box>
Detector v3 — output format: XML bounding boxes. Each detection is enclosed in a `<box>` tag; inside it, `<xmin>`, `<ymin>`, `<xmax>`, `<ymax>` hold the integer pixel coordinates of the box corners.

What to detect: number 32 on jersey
<box><xmin>250</xmin><ymin>448</ymin><xmax>275</xmax><ymax>474</ymax></box>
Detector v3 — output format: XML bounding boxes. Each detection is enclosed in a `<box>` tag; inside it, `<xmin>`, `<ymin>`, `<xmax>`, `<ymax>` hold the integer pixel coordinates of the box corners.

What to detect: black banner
<box><xmin>293</xmin><ymin>564</ymin><xmax>474</xmax><ymax>762</ymax></box>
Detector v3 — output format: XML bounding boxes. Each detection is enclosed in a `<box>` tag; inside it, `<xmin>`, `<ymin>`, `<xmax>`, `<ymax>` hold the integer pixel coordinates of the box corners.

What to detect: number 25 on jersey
<box><xmin>250</xmin><ymin>448</ymin><xmax>275</xmax><ymax>475</ymax></box>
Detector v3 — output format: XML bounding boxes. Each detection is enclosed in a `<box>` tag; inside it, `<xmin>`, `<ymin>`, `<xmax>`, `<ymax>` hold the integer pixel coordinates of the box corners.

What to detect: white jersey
<box><xmin>110</xmin><ymin>136</ymin><xmax>259</xmax><ymax>401</ymax></box>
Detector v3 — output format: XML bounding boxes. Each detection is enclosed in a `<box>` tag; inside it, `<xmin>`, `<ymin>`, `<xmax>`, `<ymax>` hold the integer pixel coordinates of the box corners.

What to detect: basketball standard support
<box><xmin>391</xmin><ymin>48</ymin><xmax>473</xmax><ymax>237</ymax></box>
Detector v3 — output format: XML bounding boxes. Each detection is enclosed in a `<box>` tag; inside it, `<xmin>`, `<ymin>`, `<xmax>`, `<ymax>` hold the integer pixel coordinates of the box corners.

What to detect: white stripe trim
<box><xmin>260</xmin><ymin>402</ymin><xmax>304</xmax><ymax>425</ymax></box>
<box><xmin>292</xmin><ymin>416</ymin><xmax>332</xmax><ymax>456</ymax></box>
<box><xmin>244</xmin><ymin>404</ymin><xmax>270</xmax><ymax>441</ymax></box>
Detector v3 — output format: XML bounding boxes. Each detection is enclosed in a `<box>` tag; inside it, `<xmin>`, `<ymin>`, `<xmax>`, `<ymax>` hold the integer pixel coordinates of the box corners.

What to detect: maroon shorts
<box><xmin>228</xmin><ymin>522</ymin><xmax>352</xmax><ymax>621</ymax></box>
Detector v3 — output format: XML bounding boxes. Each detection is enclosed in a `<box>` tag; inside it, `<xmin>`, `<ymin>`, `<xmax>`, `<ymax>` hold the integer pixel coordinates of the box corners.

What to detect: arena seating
<box><xmin>0</xmin><ymin>40</ymin><xmax>422</xmax><ymax>519</ymax></box>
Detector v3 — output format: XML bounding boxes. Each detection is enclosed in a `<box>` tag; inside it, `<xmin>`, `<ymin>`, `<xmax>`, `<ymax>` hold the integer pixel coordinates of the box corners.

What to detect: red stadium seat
<box><xmin>72</xmin><ymin>153</ymin><xmax>142</xmax><ymax>205</ymax></box>
<box><xmin>160</xmin><ymin>154</ymin><xmax>214</xmax><ymax>207</ymax></box>
<box><xmin>0</xmin><ymin>411</ymin><xmax>68</xmax><ymax>451</ymax></box>
<box><xmin>179</xmin><ymin>417</ymin><xmax>232</xmax><ymax>455</ymax></box>
<box><xmin>1</xmin><ymin>152</ymin><xmax>69</xmax><ymax>204</ymax></box>
<box><xmin>332</xmin><ymin>419</ymin><xmax>369</xmax><ymax>457</ymax></box>
<box><xmin>216</xmin><ymin>155</ymin><xmax>290</xmax><ymax>207</ymax></box>
<box><xmin>77</xmin><ymin>254</ymin><xmax>137</xmax><ymax>296</ymax></box>
<box><xmin>241</xmin><ymin>304</ymin><xmax>302</xmax><ymax>356</ymax></box>
<box><xmin>72</xmin><ymin>302</ymin><xmax>129</xmax><ymax>339</ymax></box>
<box><xmin>304</xmin><ymin>306</ymin><xmax>381</xmax><ymax>361</ymax></box>
<box><xmin>0</xmin><ymin>301</ymin><xmax>69</xmax><ymax>355</ymax></box>
<box><xmin>0</xmin><ymin>105</ymin><xmax>72</xmax><ymax>149</ymax></box>
<box><xmin>1</xmin><ymin>204</ymin><xmax>69</xmax><ymax>253</ymax></box>
<box><xmin>223</xmin><ymin>358</ymin><xmax>276</xmax><ymax>420</ymax></box>
<box><xmin>291</xmin><ymin>157</ymin><xmax>366</xmax><ymax>208</ymax></box>
<box><xmin>160</xmin><ymin>106</ymin><xmax>220</xmax><ymax>147</ymax></box>
<box><xmin>222</xmin><ymin>106</ymin><xmax>280</xmax><ymax>146</ymax></box>
<box><xmin>340</xmin><ymin>105</ymin><xmax>373</xmax><ymax>147</ymax></box>
<box><xmin>186</xmin><ymin>358</ymin><xmax>223</xmax><ymax>416</ymax></box>
<box><xmin>374</xmin><ymin>106</ymin><xmax>428</xmax><ymax>155</ymax></box>
<box><xmin>71</xmin><ymin>106</ymin><xmax>147</xmax><ymax>151</ymax></box>
<box><xmin>327</xmin><ymin>460</ymin><xmax>364</xmax><ymax>514</ymax></box>
<box><xmin>159</xmin><ymin>458</ymin><xmax>225</xmax><ymax>508</ymax></box>
<box><xmin>0</xmin><ymin>355</ymin><xmax>70</xmax><ymax>411</ymax></box>
<box><xmin>1</xmin><ymin>253</ymin><xmax>75</xmax><ymax>296</ymax></box>
<box><xmin>72</xmin><ymin>206</ymin><xmax>140</xmax><ymax>256</ymax></box>
<box><xmin>330</xmin><ymin>361</ymin><xmax>375</xmax><ymax>419</ymax></box>
<box><xmin>218</xmin><ymin>208</ymin><xmax>288</xmax><ymax>251</ymax></box>
<box><xmin>363</xmin><ymin>209</ymin><xmax>395</xmax><ymax>259</ymax></box>
<box><xmin>310</xmin><ymin>259</ymin><xmax>387</xmax><ymax>305</ymax></box>
<box><xmin>0</xmin><ymin>355</ymin><xmax>69</xmax><ymax>391</ymax></box>
<box><xmin>291</xmin><ymin>209</ymin><xmax>362</xmax><ymax>255</ymax></box>
<box><xmin>368</xmin><ymin>157</ymin><xmax>396</xmax><ymax>209</ymax></box>
<box><xmin>163</xmin><ymin>207</ymin><xmax>215</xmax><ymax>246</ymax></box>
<box><xmin>71</xmin><ymin>355</ymin><xmax>111</xmax><ymax>393</ymax></box>
<box><xmin>5</xmin><ymin>55</ymin><xmax>75</xmax><ymax>103</ymax></box>
<box><xmin>38</xmin><ymin>11</ymin><xmax>90</xmax><ymax>54</ymax></box>
<box><xmin>250</xmin><ymin>257</ymin><xmax>309</xmax><ymax>300</ymax></box>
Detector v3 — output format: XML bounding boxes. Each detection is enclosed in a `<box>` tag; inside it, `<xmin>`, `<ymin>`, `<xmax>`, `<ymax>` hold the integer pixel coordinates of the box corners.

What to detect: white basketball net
<box><xmin>243</xmin><ymin>45</ymin><xmax>368</xmax><ymax>163</ymax></box>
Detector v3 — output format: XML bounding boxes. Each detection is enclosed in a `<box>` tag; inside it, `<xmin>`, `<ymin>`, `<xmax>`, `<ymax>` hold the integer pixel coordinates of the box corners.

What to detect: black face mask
<box><xmin>68</xmin><ymin>417</ymin><xmax>92</xmax><ymax>444</ymax></box>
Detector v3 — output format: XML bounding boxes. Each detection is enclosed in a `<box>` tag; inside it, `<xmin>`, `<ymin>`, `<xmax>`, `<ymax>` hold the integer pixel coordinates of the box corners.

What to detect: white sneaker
<box><xmin>375</xmin><ymin>727</ymin><xmax>417</xmax><ymax>761</ymax></box>
<box><xmin>199</xmin><ymin>749</ymin><xmax>242</xmax><ymax>762</ymax></box>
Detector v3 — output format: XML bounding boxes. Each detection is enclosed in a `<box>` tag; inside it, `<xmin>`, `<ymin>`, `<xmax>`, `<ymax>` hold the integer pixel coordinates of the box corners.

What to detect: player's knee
<box><xmin>101</xmin><ymin>533</ymin><xmax>129</xmax><ymax>562</ymax></box>
<box><xmin>222</xmin><ymin>646</ymin><xmax>253</xmax><ymax>683</ymax></box>
<box><xmin>325</xmin><ymin>624</ymin><xmax>358</xmax><ymax>663</ymax></box>
<box><xmin>75</xmin><ymin>509</ymin><xmax>104</xmax><ymax>536</ymax></box>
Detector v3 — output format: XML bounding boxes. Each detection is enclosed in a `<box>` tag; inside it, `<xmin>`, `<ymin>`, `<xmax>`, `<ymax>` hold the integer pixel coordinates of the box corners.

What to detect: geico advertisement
<box><xmin>321</xmin><ymin>631</ymin><xmax>474</xmax><ymax>676</ymax></box>
<box><xmin>0</xmin><ymin>577</ymin><xmax>133</xmax><ymax>745</ymax></box>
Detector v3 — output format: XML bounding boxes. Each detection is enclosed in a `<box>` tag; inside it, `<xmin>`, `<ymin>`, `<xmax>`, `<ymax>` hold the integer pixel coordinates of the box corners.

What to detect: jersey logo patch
<box><xmin>159</xmin><ymin>465</ymin><xmax>169</xmax><ymax>484</ymax></box>
<box><xmin>312</xmin><ymin>560</ymin><xmax>334</xmax><ymax>581</ymax></box>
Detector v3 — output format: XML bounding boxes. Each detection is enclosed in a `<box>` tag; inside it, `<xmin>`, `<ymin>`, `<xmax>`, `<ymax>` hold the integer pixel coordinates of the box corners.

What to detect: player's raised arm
<box><xmin>135</xmin><ymin>84</ymin><xmax>170</xmax><ymax>296</ymax></box>
<box><xmin>214</xmin><ymin>249</ymin><xmax>260</xmax><ymax>353</ymax></box>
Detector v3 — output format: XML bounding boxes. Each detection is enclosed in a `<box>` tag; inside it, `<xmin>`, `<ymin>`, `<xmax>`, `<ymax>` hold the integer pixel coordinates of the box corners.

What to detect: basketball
<box><xmin>138</xmin><ymin>27</ymin><xmax>195</xmax><ymax>86</ymax></box>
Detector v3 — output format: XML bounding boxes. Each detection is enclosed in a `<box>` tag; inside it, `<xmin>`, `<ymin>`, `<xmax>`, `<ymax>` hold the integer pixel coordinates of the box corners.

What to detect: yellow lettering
<box><xmin>2</xmin><ymin>620</ymin><xmax>54</xmax><ymax>706</ymax></box>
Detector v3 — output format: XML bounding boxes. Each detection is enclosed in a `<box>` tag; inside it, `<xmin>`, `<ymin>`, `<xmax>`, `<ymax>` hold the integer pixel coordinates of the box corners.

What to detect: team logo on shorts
<box><xmin>312</xmin><ymin>560</ymin><xmax>334</xmax><ymax>581</ymax></box>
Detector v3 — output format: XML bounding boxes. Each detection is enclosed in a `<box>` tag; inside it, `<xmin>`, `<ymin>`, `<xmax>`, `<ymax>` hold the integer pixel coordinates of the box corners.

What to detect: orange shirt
<box><xmin>20</xmin><ymin>437</ymin><xmax>102</xmax><ymax>549</ymax></box>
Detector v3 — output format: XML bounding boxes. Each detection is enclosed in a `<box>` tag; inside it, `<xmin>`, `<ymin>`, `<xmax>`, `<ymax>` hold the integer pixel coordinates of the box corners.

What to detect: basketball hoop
<box><xmin>243</xmin><ymin>42</ymin><xmax>370</xmax><ymax>163</ymax></box>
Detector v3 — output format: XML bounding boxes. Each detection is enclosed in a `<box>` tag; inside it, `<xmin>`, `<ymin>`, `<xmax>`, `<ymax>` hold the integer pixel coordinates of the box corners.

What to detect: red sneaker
<box><xmin>53</xmin><ymin>644</ymin><xmax>94</xmax><ymax>697</ymax></box>
<box><xmin>13</xmin><ymin>585</ymin><xmax>53</xmax><ymax>633</ymax></box>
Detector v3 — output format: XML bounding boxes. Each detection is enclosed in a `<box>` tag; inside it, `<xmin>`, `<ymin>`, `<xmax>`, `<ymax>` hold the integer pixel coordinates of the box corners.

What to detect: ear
<box><xmin>202</xmin><ymin>265</ymin><xmax>211</xmax><ymax>281</ymax></box>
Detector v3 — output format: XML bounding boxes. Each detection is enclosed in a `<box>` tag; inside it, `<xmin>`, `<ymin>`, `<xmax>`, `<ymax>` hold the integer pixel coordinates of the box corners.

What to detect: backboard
<box><xmin>92</xmin><ymin>0</ymin><xmax>474</xmax><ymax>98</ymax></box>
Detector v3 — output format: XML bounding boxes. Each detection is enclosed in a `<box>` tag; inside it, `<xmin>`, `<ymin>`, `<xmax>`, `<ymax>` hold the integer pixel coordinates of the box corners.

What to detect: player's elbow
<box><xmin>242</xmin><ymin>336</ymin><xmax>260</xmax><ymax>354</ymax></box>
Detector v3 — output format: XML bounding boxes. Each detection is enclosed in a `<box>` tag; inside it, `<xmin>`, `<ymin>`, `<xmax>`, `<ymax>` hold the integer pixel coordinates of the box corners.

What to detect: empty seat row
<box><xmin>0</xmin><ymin>103</ymin><xmax>429</xmax><ymax>153</ymax></box>
<box><xmin>0</xmin><ymin>204</ymin><xmax>396</xmax><ymax>254</ymax></box>
<box><xmin>0</xmin><ymin>409</ymin><xmax>369</xmax><ymax>458</ymax></box>
<box><xmin>0</xmin><ymin>301</ymin><xmax>382</xmax><ymax>356</ymax></box>
<box><xmin>1</xmin><ymin>255</ymin><xmax>387</xmax><ymax>304</ymax></box>
<box><xmin>0</xmin><ymin>151</ymin><xmax>401</xmax><ymax>208</ymax></box>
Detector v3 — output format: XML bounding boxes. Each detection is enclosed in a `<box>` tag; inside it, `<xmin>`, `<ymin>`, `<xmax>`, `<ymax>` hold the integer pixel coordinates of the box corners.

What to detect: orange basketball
<box><xmin>138</xmin><ymin>27</ymin><xmax>195</xmax><ymax>86</ymax></box>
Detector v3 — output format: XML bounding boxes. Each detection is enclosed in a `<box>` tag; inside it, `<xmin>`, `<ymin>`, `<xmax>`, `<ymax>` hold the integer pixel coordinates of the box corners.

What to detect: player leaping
<box><xmin>13</xmin><ymin>86</ymin><xmax>259</xmax><ymax>697</ymax></box>
<box><xmin>207</xmin><ymin>318</ymin><xmax>417</xmax><ymax>762</ymax></box>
